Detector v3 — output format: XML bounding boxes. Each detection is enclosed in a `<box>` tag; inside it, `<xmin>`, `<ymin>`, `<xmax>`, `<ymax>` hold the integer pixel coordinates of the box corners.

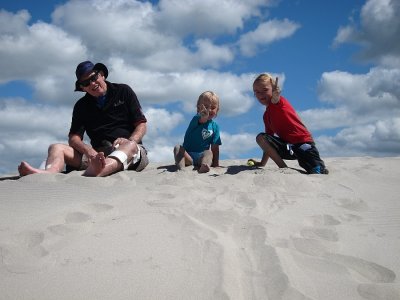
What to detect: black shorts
<box><xmin>259</xmin><ymin>134</ymin><xmax>326</xmax><ymax>174</ymax></box>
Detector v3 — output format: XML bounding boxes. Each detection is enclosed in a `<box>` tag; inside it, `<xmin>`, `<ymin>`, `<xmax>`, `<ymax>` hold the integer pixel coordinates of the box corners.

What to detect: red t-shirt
<box><xmin>263</xmin><ymin>96</ymin><xmax>313</xmax><ymax>144</ymax></box>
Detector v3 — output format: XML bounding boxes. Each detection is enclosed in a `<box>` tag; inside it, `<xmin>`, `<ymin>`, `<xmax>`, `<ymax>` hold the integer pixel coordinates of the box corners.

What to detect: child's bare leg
<box><xmin>173</xmin><ymin>145</ymin><xmax>186</xmax><ymax>170</ymax></box>
<box><xmin>183</xmin><ymin>152</ymin><xmax>193</xmax><ymax>166</ymax></box>
<box><xmin>198</xmin><ymin>150</ymin><xmax>212</xmax><ymax>173</ymax></box>
<box><xmin>268</xmin><ymin>148</ymin><xmax>287</xmax><ymax>168</ymax></box>
<box><xmin>256</xmin><ymin>135</ymin><xmax>287</xmax><ymax>168</ymax></box>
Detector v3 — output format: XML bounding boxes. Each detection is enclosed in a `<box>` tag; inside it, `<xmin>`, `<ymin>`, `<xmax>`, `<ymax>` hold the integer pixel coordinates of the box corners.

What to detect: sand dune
<box><xmin>0</xmin><ymin>157</ymin><xmax>399</xmax><ymax>300</ymax></box>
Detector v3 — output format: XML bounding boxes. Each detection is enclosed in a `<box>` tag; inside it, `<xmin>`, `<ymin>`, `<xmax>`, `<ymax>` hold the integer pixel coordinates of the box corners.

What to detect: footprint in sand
<box><xmin>340</xmin><ymin>213</ymin><xmax>363</xmax><ymax>222</ymax></box>
<box><xmin>300</xmin><ymin>227</ymin><xmax>339</xmax><ymax>242</ymax></box>
<box><xmin>290</xmin><ymin>237</ymin><xmax>397</xmax><ymax>295</ymax></box>
<box><xmin>303</xmin><ymin>214</ymin><xmax>341</xmax><ymax>227</ymax></box>
<box><xmin>15</xmin><ymin>230</ymin><xmax>46</xmax><ymax>249</ymax></box>
<box><xmin>48</xmin><ymin>204</ymin><xmax>112</xmax><ymax>236</ymax></box>
<box><xmin>87</xmin><ymin>203</ymin><xmax>113</xmax><ymax>213</ymax></box>
<box><xmin>291</xmin><ymin>237</ymin><xmax>329</xmax><ymax>257</ymax></box>
<box><xmin>291</xmin><ymin>237</ymin><xmax>396</xmax><ymax>283</ymax></box>
<box><xmin>335</xmin><ymin>197</ymin><xmax>368</xmax><ymax>211</ymax></box>
<box><xmin>47</xmin><ymin>224</ymin><xmax>73</xmax><ymax>236</ymax></box>
<box><xmin>357</xmin><ymin>283</ymin><xmax>400</xmax><ymax>300</ymax></box>
<box><xmin>145</xmin><ymin>193</ymin><xmax>180</xmax><ymax>207</ymax></box>
<box><xmin>65</xmin><ymin>212</ymin><xmax>92</xmax><ymax>224</ymax></box>
<box><xmin>0</xmin><ymin>230</ymin><xmax>50</xmax><ymax>274</ymax></box>
<box><xmin>233</xmin><ymin>191</ymin><xmax>257</xmax><ymax>210</ymax></box>
<box><xmin>331</xmin><ymin>183</ymin><xmax>368</xmax><ymax>212</ymax></box>
<box><xmin>324</xmin><ymin>253</ymin><xmax>396</xmax><ymax>283</ymax></box>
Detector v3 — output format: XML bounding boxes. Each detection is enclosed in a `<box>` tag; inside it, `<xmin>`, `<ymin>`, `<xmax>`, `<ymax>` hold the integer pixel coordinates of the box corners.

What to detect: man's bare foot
<box><xmin>83</xmin><ymin>152</ymin><xmax>106</xmax><ymax>177</ymax></box>
<box><xmin>18</xmin><ymin>161</ymin><xmax>49</xmax><ymax>176</ymax></box>
<box><xmin>198</xmin><ymin>163</ymin><xmax>210</xmax><ymax>173</ymax></box>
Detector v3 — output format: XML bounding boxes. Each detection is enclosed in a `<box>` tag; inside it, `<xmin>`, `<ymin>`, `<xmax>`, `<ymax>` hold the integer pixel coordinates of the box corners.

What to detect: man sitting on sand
<box><xmin>18</xmin><ymin>61</ymin><xmax>149</xmax><ymax>177</ymax></box>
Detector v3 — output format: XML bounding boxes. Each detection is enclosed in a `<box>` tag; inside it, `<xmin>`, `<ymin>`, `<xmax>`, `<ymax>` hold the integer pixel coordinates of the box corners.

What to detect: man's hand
<box><xmin>113</xmin><ymin>137</ymin><xmax>133</xmax><ymax>149</ymax></box>
<box><xmin>271</xmin><ymin>77</ymin><xmax>281</xmax><ymax>104</ymax></box>
<box><xmin>85</xmin><ymin>147</ymin><xmax>99</xmax><ymax>162</ymax></box>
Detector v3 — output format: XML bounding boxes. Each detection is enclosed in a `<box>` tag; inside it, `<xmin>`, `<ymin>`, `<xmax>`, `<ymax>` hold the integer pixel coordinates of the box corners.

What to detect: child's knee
<box><xmin>256</xmin><ymin>133</ymin><xmax>265</xmax><ymax>144</ymax></box>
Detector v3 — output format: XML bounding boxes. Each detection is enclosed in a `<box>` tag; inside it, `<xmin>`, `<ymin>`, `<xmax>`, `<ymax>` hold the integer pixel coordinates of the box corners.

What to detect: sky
<box><xmin>0</xmin><ymin>0</ymin><xmax>399</xmax><ymax>175</ymax></box>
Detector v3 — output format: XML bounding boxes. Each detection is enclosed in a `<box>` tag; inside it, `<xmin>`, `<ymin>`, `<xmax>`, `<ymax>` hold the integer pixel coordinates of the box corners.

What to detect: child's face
<box><xmin>253</xmin><ymin>81</ymin><xmax>272</xmax><ymax>106</ymax></box>
<box><xmin>198</xmin><ymin>99</ymin><xmax>219</xmax><ymax>120</ymax></box>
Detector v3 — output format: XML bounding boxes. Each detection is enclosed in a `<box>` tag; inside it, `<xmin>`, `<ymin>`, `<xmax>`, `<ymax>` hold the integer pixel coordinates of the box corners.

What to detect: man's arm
<box><xmin>69</xmin><ymin>133</ymin><xmax>97</xmax><ymax>159</ymax></box>
<box><xmin>128</xmin><ymin>122</ymin><xmax>147</xmax><ymax>143</ymax></box>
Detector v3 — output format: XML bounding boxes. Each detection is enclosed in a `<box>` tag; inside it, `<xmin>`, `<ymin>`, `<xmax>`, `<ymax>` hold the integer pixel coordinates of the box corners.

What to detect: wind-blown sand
<box><xmin>0</xmin><ymin>157</ymin><xmax>399</xmax><ymax>300</ymax></box>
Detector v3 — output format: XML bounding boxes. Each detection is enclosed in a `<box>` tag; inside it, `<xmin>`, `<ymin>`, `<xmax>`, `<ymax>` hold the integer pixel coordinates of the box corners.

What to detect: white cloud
<box><xmin>0</xmin><ymin>98</ymin><xmax>71</xmax><ymax>136</ymax></box>
<box><xmin>317</xmin><ymin>117</ymin><xmax>400</xmax><ymax>157</ymax></box>
<box><xmin>0</xmin><ymin>10</ymin><xmax>87</xmax><ymax>105</ymax></box>
<box><xmin>108</xmin><ymin>57</ymin><xmax>256</xmax><ymax>116</ymax></box>
<box><xmin>220</xmin><ymin>132</ymin><xmax>257</xmax><ymax>159</ymax></box>
<box><xmin>300</xmin><ymin>107</ymin><xmax>353</xmax><ymax>132</ymax></box>
<box><xmin>333</xmin><ymin>0</ymin><xmax>400</xmax><ymax>67</ymax></box>
<box><xmin>0</xmin><ymin>99</ymin><xmax>72</xmax><ymax>174</ymax></box>
<box><xmin>316</xmin><ymin>68</ymin><xmax>400</xmax><ymax>116</ymax></box>
<box><xmin>52</xmin><ymin>0</ymin><xmax>169</xmax><ymax>60</ymax></box>
<box><xmin>156</xmin><ymin>0</ymin><xmax>271</xmax><ymax>37</ymax></box>
<box><xmin>0</xmin><ymin>12</ymin><xmax>86</xmax><ymax>83</ymax></box>
<box><xmin>239</xmin><ymin>19</ymin><xmax>300</xmax><ymax>56</ymax></box>
<box><xmin>144</xmin><ymin>107</ymin><xmax>184</xmax><ymax>138</ymax></box>
<box><xmin>0</xmin><ymin>9</ymin><xmax>30</xmax><ymax>35</ymax></box>
<box><xmin>194</xmin><ymin>39</ymin><xmax>234</xmax><ymax>68</ymax></box>
<box><xmin>142</xmin><ymin>108</ymin><xmax>185</xmax><ymax>164</ymax></box>
<box><xmin>317</xmin><ymin>0</ymin><xmax>400</xmax><ymax>157</ymax></box>
<box><xmin>302</xmin><ymin>66</ymin><xmax>400</xmax><ymax>157</ymax></box>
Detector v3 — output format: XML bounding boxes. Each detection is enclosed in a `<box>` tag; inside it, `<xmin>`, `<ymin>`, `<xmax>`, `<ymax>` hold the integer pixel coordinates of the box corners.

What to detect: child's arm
<box><xmin>211</xmin><ymin>144</ymin><xmax>219</xmax><ymax>167</ymax></box>
<box><xmin>248</xmin><ymin>152</ymin><xmax>268</xmax><ymax>167</ymax></box>
<box><xmin>198</xmin><ymin>104</ymin><xmax>209</xmax><ymax>124</ymax></box>
<box><xmin>271</xmin><ymin>77</ymin><xmax>281</xmax><ymax>104</ymax></box>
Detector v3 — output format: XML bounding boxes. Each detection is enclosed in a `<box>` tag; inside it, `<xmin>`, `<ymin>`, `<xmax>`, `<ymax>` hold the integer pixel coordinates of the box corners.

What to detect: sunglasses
<box><xmin>79</xmin><ymin>71</ymin><xmax>100</xmax><ymax>87</ymax></box>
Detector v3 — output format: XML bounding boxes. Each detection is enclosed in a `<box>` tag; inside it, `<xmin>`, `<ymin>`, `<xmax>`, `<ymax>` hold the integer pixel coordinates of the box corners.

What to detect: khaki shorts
<box><xmin>80</xmin><ymin>144</ymin><xmax>149</xmax><ymax>172</ymax></box>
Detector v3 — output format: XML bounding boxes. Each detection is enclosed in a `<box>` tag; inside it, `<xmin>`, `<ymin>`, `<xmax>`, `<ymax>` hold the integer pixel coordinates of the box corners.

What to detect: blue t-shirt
<box><xmin>183</xmin><ymin>114</ymin><xmax>222</xmax><ymax>152</ymax></box>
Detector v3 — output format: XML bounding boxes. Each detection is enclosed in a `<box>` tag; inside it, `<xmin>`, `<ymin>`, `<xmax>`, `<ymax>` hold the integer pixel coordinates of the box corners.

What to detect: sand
<box><xmin>0</xmin><ymin>157</ymin><xmax>399</xmax><ymax>300</ymax></box>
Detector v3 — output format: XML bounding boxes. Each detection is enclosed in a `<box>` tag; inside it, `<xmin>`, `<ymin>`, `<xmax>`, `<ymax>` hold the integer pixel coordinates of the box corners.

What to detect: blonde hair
<box><xmin>197</xmin><ymin>91</ymin><xmax>220</xmax><ymax>110</ymax></box>
<box><xmin>253</xmin><ymin>73</ymin><xmax>277</xmax><ymax>86</ymax></box>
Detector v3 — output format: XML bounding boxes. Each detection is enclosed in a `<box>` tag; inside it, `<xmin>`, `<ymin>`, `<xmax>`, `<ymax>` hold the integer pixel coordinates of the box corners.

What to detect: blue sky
<box><xmin>1</xmin><ymin>0</ymin><xmax>399</xmax><ymax>175</ymax></box>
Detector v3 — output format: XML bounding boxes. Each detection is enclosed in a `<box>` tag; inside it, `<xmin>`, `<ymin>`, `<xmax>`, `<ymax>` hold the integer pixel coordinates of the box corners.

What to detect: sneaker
<box><xmin>310</xmin><ymin>165</ymin><xmax>329</xmax><ymax>175</ymax></box>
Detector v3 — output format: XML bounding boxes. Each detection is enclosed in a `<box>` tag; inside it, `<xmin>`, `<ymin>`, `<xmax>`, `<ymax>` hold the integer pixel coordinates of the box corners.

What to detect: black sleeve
<box><xmin>68</xmin><ymin>100</ymin><xmax>85</xmax><ymax>138</ymax></box>
<box><xmin>124</xmin><ymin>85</ymin><xmax>147</xmax><ymax>125</ymax></box>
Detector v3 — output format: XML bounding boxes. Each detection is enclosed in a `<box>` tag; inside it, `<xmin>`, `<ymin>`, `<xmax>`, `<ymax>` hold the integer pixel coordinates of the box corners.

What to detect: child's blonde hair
<box><xmin>253</xmin><ymin>73</ymin><xmax>281</xmax><ymax>97</ymax></box>
<box><xmin>253</xmin><ymin>73</ymin><xmax>277</xmax><ymax>86</ymax></box>
<box><xmin>197</xmin><ymin>91</ymin><xmax>219</xmax><ymax>110</ymax></box>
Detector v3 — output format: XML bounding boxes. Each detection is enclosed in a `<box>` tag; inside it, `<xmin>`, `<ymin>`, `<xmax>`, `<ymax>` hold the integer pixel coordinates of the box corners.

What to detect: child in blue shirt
<box><xmin>174</xmin><ymin>91</ymin><xmax>222</xmax><ymax>173</ymax></box>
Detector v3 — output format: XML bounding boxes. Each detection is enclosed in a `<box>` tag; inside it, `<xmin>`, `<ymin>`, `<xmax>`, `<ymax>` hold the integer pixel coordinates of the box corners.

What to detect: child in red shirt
<box><xmin>249</xmin><ymin>73</ymin><xmax>328</xmax><ymax>174</ymax></box>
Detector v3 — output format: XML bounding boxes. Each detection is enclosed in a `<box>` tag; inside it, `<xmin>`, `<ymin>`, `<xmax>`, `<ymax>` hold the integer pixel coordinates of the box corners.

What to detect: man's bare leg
<box><xmin>18</xmin><ymin>161</ymin><xmax>51</xmax><ymax>176</ymax></box>
<box><xmin>83</xmin><ymin>152</ymin><xmax>109</xmax><ymax>176</ymax></box>
<box><xmin>18</xmin><ymin>143</ymin><xmax>80</xmax><ymax>176</ymax></box>
<box><xmin>82</xmin><ymin>142</ymin><xmax>136</xmax><ymax>177</ymax></box>
<box><xmin>198</xmin><ymin>150</ymin><xmax>212</xmax><ymax>173</ymax></box>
